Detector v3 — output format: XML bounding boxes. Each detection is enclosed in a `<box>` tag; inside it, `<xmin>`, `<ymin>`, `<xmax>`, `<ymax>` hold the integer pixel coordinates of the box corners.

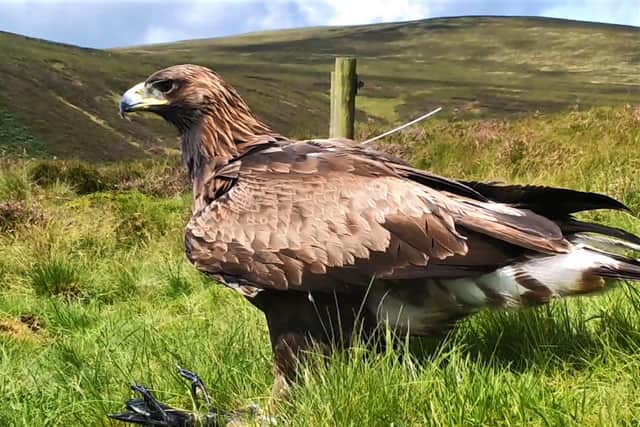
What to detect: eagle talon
<box><xmin>109</xmin><ymin>373</ymin><xmax>223</xmax><ymax>426</ymax></box>
<box><xmin>177</xmin><ymin>365</ymin><xmax>212</xmax><ymax>406</ymax></box>
<box><xmin>109</xmin><ymin>383</ymin><xmax>193</xmax><ymax>426</ymax></box>
<box><xmin>130</xmin><ymin>384</ymin><xmax>170</xmax><ymax>419</ymax></box>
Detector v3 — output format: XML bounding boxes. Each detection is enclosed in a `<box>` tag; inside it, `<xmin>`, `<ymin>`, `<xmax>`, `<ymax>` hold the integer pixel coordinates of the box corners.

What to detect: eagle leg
<box><xmin>108</xmin><ymin>369</ymin><xmax>222</xmax><ymax>427</ymax></box>
<box><xmin>252</xmin><ymin>289</ymin><xmax>374</xmax><ymax>400</ymax></box>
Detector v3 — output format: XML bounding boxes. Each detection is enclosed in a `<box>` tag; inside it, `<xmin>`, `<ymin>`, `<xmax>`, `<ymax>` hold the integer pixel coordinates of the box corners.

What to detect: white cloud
<box><xmin>306</xmin><ymin>0</ymin><xmax>431</xmax><ymax>26</ymax></box>
<box><xmin>142</xmin><ymin>26</ymin><xmax>187</xmax><ymax>45</ymax></box>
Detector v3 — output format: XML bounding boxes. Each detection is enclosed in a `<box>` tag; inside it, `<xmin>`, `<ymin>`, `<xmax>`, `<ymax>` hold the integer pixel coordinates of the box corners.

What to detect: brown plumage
<box><xmin>120</xmin><ymin>64</ymin><xmax>640</xmax><ymax>396</ymax></box>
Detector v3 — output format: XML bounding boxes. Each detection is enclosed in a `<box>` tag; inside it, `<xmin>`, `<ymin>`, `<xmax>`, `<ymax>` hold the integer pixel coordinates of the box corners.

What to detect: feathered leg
<box><xmin>250</xmin><ymin>289</ymin><xmax>374</xmax><ymax>399</ymax></box>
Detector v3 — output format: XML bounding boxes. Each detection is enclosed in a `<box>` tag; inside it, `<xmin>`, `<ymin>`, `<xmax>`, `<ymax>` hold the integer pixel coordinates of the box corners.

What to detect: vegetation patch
<box><xmin>104</xmin><ymin>158</ymin><xmax>189</xmax><ymax>197</ymax></box>
<box><xmin>29</xmin><ymin>258</ymin><xmax>86</xmax><ymax>299</ymax></box>
<box><xmin>0</xmin><ymin>317</ymin><xmax>45</xmax><ymax>344</ymax></box>
<box><xmin>356</xmin><ymin>95</ymin><xmax>401</xmax><ymax>122</ymax></box>
<box><xmin>29</xmin><ymin>158</ymin><xmax>189</xmax><ymax>197</ymax></box>
<box><xmin>30</xmin><ymin>160</ymin><xmax>110</xmax><ymax>194</ymax></box>
<box><xmin>164</xmin><ymin>264</ymin><xmax>194</xmax><ymax>298</ymax></box>
<box><xmin>0</xmin><ymin>200</ymin><xmax>46</xmax><ymax>233</ymax></box>
<box><xmin>107</xmin><ymin>190</ymin><xmax>185</xmax><ymax>246</ymax></box>
<box><xmin>0</xmin><ymin>107</ymin><xmax>47</xmax><ymax>157</ymax></box>
<box><xmin>0</xmin><ymin>165</ymin><xmax>32</xmax><ymax>201</ymax></box>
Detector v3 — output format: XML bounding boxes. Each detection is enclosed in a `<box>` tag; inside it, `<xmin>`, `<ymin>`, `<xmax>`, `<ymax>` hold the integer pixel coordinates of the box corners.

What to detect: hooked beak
<box><xmin>119</xmin><ymin>82</ymin><xmax>168</xmax><ymax>118</ymax></box>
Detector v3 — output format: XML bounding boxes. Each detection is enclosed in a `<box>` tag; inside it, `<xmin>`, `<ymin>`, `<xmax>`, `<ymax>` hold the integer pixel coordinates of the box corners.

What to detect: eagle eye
<box><xmin>153</xmin><ymin>79</ymin><xmax>175</xmax><ymax>94</ymax></box>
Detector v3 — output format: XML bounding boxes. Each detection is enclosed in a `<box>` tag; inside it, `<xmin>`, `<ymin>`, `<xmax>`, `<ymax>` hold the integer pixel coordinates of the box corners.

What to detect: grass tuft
<box><xmin>0</xmin><ymin>200</ymin><xmax>45</xmax><ymax>233</ymax></box>
<box><xmin>0</xmin><ymin>108</ymin><xmax>47</xmax><ymax>157</ymax></box>
<box><xmin>30</xmin><ymin>161</ymin><xmax>110</xmax><ymax>194</ymax></box>
<box><xmin>0</xmin><ymin>165</ymin><xmax>32</xmax><ymax>201</ymax></box>
<box><xmin>30</xmin><ymin>258</ymin><xmax>85</xmax><ymax>299</ymax></box>
<box><xmin>165</xmin><ymin>264</ymin><xmax>193</xmax><ymax>298</ymax></box>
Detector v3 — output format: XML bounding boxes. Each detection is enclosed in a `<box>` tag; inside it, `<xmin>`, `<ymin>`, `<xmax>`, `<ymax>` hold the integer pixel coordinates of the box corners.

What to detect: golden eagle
<box><xmin>114</xmin><ymin>64</ymin><xmax>640</xmax><ymax>425</ymax></box>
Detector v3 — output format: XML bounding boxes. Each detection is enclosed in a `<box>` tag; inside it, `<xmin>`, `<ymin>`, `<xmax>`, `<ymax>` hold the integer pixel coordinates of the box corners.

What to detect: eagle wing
<box><xmin>185</xmin><ymin>141</ymin><xmax>569</xmax><ymax>291</ymax></box>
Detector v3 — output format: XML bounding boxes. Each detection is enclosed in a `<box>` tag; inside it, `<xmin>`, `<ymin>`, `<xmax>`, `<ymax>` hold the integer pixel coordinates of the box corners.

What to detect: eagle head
<box><xmin>119</xmin><ymin>64</ymin><xmax>250</xmax><ymax>133</ymax></box>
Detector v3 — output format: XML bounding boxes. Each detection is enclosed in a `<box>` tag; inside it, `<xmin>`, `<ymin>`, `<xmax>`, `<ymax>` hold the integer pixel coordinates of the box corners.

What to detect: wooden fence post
<box><xmin>330</xmin><ymin>57</ymin><xmax>358</xmax><ymax>139</ymax></box>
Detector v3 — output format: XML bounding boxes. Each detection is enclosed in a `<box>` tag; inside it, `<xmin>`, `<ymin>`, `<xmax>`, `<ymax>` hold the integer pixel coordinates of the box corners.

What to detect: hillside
<box><xmin>1</xmin><ymin>16</ymin><xmax>639</xmax><ymax>161</ymax></box>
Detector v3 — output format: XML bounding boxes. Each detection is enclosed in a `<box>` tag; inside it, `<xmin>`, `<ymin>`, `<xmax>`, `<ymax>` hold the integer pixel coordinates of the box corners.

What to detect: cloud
<box><xmin>0</xmin><ymin>1</ymin><xmax>316</xmax><ymax>47</ymax></box>
<box><xmin>0</xmin><ymin>0</ymin><xmax>637</xmax><ymax>49</ymax></box>
<box><xmin>142</xmin><ymin>26</ymin><xmax>186</xmax><ymax>45</ymax></box>
<box><xmin>316</xmin><ymin>0</ymin><xmax>430</xmax><ymax>25</ymax></box>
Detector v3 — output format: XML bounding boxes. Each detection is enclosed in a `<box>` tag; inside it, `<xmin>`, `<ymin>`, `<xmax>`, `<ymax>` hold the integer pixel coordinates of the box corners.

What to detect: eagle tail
<box><xmin>369</xmin><ymin>233</ymin><xmax>640</xmax><ymax>336</ymax></box>
<box><xmin>570</xmin><ymin>234</ymin><xmax>640</xmax><ymax>282</ymax></box>
<box><xmin>481</xmin><ymin>244</ymin><xmax>639</xmax><ymax>307</ymax></box>
<box><xmin>462</xmin><ymin>227</ymin><xmax>640</xmax><ymax>310</ymax></box>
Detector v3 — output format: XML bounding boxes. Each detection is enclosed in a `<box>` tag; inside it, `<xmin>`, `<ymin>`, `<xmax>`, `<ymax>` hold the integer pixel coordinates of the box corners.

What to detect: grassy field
<box><xmin>1</xmin><ymin>16</ymin><xmax>639</xmax><ymax>161</ymax></box>
<box><xmin>2</xmin><ymin>106</ymin><xmax>640</xmax><ymax>426</ymax></box>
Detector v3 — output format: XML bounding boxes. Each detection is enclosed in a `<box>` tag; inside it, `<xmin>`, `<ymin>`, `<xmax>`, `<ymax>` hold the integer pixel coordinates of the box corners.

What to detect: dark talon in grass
<box><xmin>130</xmin><ymin>384</ymin><xmax>170</xmax><ymax>419</ymax></box>
<box><xmin>109</xmin><ymin>370</ymin><xmax>222</xmax><ymax>426</ymax></box>
<box><xmin>109</xmin><ymin>383</ymin><xmax>194</xmax><ymax>426</ymax></box>
<box><xmin>177</xmin><ymin>365</ymin><xmax>212</xmax><ymax>406</ymax></box>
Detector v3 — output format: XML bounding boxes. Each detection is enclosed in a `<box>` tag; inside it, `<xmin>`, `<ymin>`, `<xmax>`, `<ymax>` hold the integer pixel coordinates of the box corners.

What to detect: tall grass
<box><xmin>1</xmin><ymin>106</ymin><xmax>640</xmax><ymax>425</ymax></box>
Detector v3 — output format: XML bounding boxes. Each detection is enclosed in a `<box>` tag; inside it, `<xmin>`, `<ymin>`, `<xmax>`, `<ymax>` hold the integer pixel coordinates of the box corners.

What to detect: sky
<box><xmin>0</xmin><ymin>0</ymin><xmax>638</xmax><ymax>49</ymax></box>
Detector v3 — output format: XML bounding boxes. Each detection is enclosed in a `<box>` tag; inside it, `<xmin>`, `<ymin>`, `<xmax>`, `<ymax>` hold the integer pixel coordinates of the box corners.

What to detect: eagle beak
<box><xmin>119</xmin><ymin>82</ymin><xmax>168</xmax><ymax>118</ymax></box>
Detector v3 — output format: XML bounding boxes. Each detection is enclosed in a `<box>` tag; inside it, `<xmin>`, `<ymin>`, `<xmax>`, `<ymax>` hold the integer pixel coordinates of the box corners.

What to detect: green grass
<box><xmin>0</xmin><ymin>108</ymin><xmax>47</xmax><ymax>157</ymax></box>
<box><xmin>2</xmin><ymin>106</ymin><xmax>640</xmax><ymax>425</ymax></box>
<box><xmin>1</xmin><ymin>16</ymin><xmax>639</xmax><ymax>161</ymax></box>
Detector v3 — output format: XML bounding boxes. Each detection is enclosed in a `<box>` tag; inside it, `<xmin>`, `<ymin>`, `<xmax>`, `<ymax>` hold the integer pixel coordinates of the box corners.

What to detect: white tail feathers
<box><xmin>368</xmin><ymin>242</ymin><xmax>639</xmax><ymax>336</ymax></box>
<box><xmin>478</xmin><ymin>246</ymin><xmax>614</xmax><ymax>307</ymax></box>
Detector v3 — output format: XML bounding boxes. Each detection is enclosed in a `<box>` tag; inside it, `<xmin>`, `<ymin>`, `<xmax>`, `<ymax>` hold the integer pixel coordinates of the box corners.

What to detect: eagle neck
<box><xmin>183</xmin><ymin>112</ymin><xmax>278</xmax><ymax>172</ymax></box>
<box><xmin>181</xmin><ymin>112</ymin><xmax>280</xmax><ymax>209</ymax></box>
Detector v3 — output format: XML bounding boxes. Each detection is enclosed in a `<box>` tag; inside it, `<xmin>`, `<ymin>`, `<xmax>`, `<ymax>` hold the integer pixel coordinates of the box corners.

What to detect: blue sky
<box><xmin>0</xmin><ymin>0</ymin><xmax>638</xmax><ymax>48</ymax></box>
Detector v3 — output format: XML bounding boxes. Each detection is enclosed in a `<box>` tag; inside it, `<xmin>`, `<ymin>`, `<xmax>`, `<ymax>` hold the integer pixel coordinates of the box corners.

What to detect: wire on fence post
<box><xmin>361</xmin><ymin>107</ymin><xmax>443</xmax><ymax>145</ymax></box>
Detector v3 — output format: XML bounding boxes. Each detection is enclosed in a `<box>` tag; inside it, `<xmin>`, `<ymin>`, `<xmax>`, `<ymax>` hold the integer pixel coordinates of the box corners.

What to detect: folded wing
<box><xmin>185</xmin><ymin>142</ymin><xmax>570</xmax><ymax>291</ymax></box>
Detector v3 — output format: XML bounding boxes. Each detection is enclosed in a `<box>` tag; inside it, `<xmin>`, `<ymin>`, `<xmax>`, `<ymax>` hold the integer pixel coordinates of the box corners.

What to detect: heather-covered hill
<box><xmin>1</xmin><ymin>16</ymin><xmax>638</xmax><ymax>160</ymax></box>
